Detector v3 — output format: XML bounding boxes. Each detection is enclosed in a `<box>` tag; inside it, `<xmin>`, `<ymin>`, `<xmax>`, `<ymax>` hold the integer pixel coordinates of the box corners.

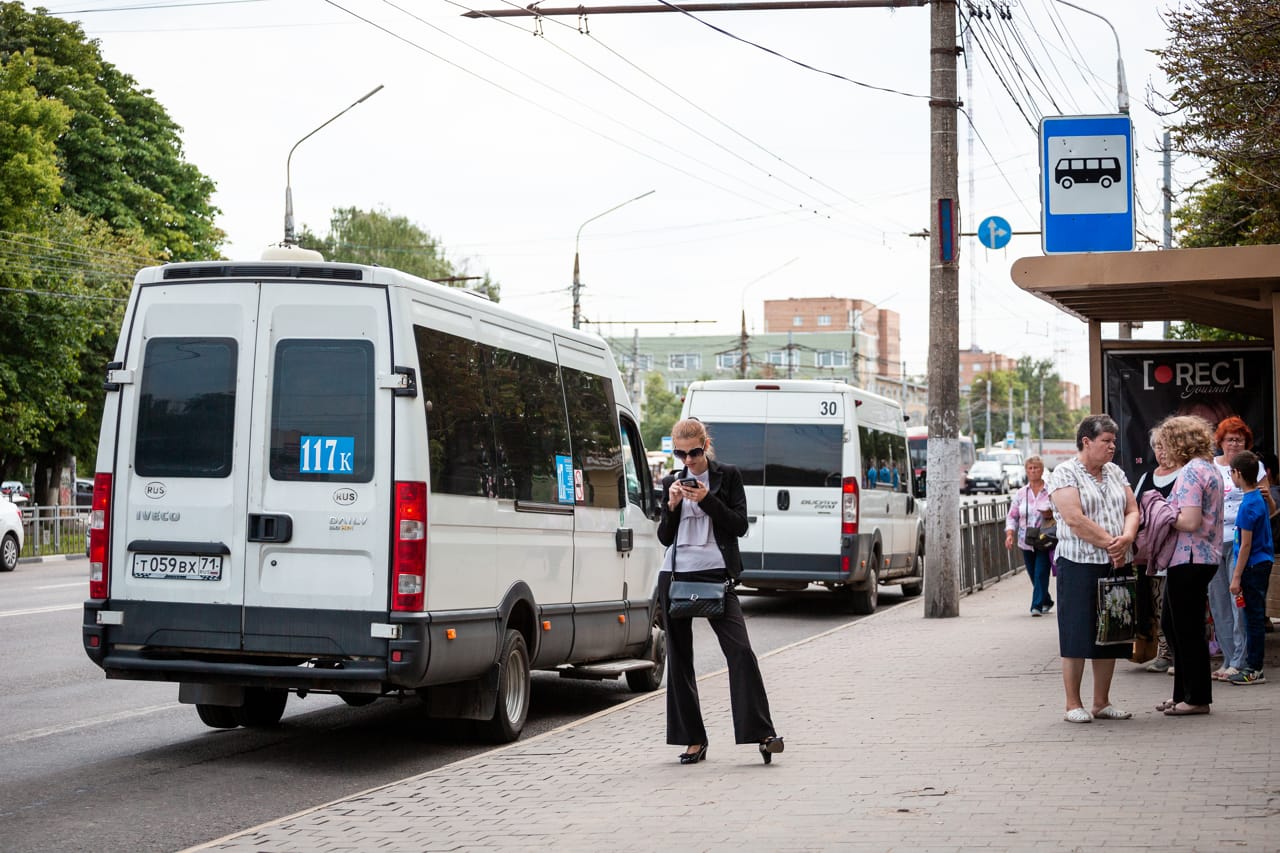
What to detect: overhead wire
<box><xmin>447</xmin><ymin>0</ymin><xmax>913</xmax><ymax>237</ymax></box>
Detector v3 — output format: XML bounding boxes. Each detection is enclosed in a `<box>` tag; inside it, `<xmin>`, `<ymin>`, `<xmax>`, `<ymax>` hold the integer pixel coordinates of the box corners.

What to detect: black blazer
<box><xmin>658</xmin><ymin>459</ymin><xmax>750</xmax><ymax>578</ymax></box>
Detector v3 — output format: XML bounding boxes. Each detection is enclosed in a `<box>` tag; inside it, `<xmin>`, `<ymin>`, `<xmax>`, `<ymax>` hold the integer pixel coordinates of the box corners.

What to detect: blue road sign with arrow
<box><xmin>977</xmin><ymin>215</ymin><xmax>1012</xmax><ymax>250</ymax></box>
<box><xmin>1040</xmin><ymin>114</ymin><xmax>1135</xmax><ymax>254</ymax></box>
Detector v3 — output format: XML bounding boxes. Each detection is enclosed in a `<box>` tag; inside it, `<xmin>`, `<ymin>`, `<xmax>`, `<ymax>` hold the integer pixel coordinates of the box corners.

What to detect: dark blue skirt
<box><xmin>1056</xmin><ymin>557</ymin><xmax>1132</xmax><ymax>659</ymax></box>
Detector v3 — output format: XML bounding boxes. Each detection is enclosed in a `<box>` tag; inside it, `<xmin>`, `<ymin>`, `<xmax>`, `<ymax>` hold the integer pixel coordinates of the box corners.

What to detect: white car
<box><xmin>1</xmin><ymin>495</ymin><xmax>23</xmax><ymax>572</ymax></box>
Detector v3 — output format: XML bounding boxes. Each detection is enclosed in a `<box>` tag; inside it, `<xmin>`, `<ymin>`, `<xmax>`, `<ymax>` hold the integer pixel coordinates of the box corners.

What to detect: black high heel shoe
<box><xmin>679</xmin><ymin>743</ymin><xmax>708</xmax><ymax>764</ymax></box>
<box><xmin>758</xmin><ymin>736</ymin><xmax>784</xmax><ymax>764</ymax></box>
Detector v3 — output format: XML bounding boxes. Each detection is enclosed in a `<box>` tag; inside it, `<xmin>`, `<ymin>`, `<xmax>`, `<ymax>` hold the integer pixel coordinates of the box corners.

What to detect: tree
<box><xmin>0</xmin><ymin>3</ymin><xmax>222</xmax><ymax>259</ymax></box>
<box><xmin>640</xmin><ymin>372</ymin><xmax>682</xmax><ymax>452</ymax></box>
<box><xmin>965</xmin><ymin>357</ymin><xmax>1076</xmax><ymax>442</ymax></box>
<box><xmin>1154</xmin><ymin>0</ymin><xmax>1280</xmax><ymax>246</ymax></box>
<box><xmin>299</xmin><ymin>207</ymin><xmax>500</xmax><ymax>301</ymax></box>
<box><xmin>0</xmin><ymin>209</ymin><xmax>149</xmax><ymax>494</ymax></box>
<box><xmin>0</xmin><ymin>49</ymin><xmax>68</xmax><ymax>232</ymax></box>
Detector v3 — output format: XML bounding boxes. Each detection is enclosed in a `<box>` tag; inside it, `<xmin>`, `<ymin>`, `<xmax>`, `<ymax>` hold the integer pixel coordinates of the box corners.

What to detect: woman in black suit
<box><xmin>658</xmin><ymin>417</ymin><xmax>783</xmax><ymax>765</ymax></box>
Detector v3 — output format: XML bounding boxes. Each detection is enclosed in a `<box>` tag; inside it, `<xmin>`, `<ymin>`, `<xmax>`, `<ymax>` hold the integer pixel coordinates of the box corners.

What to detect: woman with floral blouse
<box><xmin>1157</xmin><ymin>415</ymin><xmax>1224</xmax><ymax>716</ymax></box>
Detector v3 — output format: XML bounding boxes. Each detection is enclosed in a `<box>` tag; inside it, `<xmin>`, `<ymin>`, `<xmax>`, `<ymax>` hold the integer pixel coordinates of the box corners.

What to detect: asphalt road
<box><xmin>0</xmin><ymin>558</ymin><xmax>906</xmax><ymax>853</ymax></box>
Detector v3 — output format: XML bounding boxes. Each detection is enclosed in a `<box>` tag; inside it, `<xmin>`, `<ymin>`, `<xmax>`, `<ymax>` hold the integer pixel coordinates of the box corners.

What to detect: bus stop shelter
<box><xmin>1010</xmin><ymin>244</ymin><xmax>1280</xmax><ymax>411</ymax></box>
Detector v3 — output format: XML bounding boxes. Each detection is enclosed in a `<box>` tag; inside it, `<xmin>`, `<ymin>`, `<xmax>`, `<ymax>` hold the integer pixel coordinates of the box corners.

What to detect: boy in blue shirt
<box><xmin>1228</xmin><ymin>450</ymin><xmax>1273</xmax><ymax>685</ymax></box>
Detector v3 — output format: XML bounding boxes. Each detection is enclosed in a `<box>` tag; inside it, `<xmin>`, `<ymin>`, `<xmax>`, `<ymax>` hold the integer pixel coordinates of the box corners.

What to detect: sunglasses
<box><xmin>672</xmin><ymin>447</ymin><xmax>705</xmax><ymax>461</ymax></box>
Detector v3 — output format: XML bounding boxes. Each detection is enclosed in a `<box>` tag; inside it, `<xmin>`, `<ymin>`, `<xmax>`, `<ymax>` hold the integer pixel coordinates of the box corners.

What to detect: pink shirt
<box><xmin>1168</xmin><ymin>457</ymin><xmax>1224</xmax><ymax>566</ymax></box>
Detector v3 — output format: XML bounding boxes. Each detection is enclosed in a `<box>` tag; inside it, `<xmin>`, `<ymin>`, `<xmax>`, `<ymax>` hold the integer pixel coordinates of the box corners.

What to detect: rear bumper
<box><xmin>83</xmin><ymin>599</ymin><xmax>431</xmax><ymax>691</ymax></box>
<box><xmin>738</xmin><ymin>533</ymin><xmax>875</xmax><ymax>586</ymax></box>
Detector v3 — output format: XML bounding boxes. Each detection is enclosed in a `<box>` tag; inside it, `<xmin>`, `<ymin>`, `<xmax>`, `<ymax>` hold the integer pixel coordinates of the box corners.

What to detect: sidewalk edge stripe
<box><xmin>179</xmin><ymin>595</ymin><xmax>912</xmax><ymax>852</ymax></box>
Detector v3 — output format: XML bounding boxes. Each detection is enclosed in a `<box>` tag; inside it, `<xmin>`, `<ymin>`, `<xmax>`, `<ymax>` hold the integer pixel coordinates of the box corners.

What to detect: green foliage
<box><xmin>299</xmin><ymin>207</ymin><xmax>500</xmax><ymax>301</ymax></box>
<box><xmin>965</xmin><ymin>357</ymin><xmax>1077</xmax><ymax>440</ymax></box>
<box><xmin>0</xmin><ymin>49</ymin><xmax>69</xmax><ymax>232</ymax></box>
<box><xmin>0</xmin><ymin>2</ymin><xmax>222</xmax><ymax>259</ymax></box>
<box><xmin>640</xmin><ymin>372</ymin><xmax>682</xmax><ymax>452</ymax></box>
<box><xmin>1155</xmin><ymin>0</ymin><xmax>1280</xmax><ymax>246</ymax></box>
<box><xmin>0</xmin><ymin>209</ymin><xmax>149</xmax><ymax>484</ymax></box>
<box><xmin>1166</xmin><ymin>321</ymin><xmax>1257</xmax><ymax>342</ymax></box>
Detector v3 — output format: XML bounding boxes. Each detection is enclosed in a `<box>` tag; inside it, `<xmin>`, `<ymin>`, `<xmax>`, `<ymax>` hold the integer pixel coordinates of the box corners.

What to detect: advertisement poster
<box><xmin>1105</xmin><ymin>349</ymin><xmax>1275</xmax><ymax>485</ymax></box>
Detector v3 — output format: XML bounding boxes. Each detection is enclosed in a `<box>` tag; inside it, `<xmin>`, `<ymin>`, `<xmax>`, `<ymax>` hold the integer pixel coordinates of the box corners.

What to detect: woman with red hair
<box><xmin>1209</xmin><ymin>417</ymin><xmax>1276</xmax><ymax>680</ymax></box>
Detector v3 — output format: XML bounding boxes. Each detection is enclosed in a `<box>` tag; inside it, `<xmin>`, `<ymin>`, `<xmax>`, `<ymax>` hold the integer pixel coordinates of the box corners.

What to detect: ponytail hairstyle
<box><xmin>671</xmin><ymin>417</ymin><xmax>715</xmax><ymax>460</ymax></box>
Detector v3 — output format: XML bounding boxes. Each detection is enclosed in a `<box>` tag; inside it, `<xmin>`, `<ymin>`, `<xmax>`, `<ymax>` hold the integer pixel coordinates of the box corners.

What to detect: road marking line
<box><xmin>0</xmin><ymin>603</ymin><xmax>81</xmax><ymax>618</ymax></box>
<box><xmin>35</xmin><ymin>581</ymin><xmax>85</xmax><ymax>590</ymax></box>
<box><xmin>1</xmin><ymin>703</ymin><xmax>180</xmax><ymax>745</ymax></box>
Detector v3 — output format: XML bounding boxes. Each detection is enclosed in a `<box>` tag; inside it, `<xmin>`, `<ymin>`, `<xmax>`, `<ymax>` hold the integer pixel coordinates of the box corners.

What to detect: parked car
<box><xmin>963</xmin><ymin>460</ymin><xmax>1009</xmax><ymax>495</ymax></box>
<box><xmin>1</xmin><ymin>495</ymin><xmax>23</xmax><ymax>571</ymax></box>
<box><xmin>75</xmin><ymin>478</ymin><xmax>94</xmax><ymax>508</ymax></box>
<box><xmin>1</xmin><ymin>480</ymin><xmax>30</xmax><ymax>504</ymax></box>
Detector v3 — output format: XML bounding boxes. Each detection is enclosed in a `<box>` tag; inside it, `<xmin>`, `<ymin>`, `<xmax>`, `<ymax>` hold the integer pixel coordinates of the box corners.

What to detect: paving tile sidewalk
<box><xmin>190</xmin><ymin>579</ymin><xmax>1280</xmax><ymax>852</ymax></box>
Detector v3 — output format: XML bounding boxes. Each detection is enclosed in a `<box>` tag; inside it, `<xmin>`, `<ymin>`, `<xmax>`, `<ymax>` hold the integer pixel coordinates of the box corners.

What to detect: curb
<box><xmin>18</xmin><ymin>554</ymin><xmax>85</xmax><ymax>565</ymax></box>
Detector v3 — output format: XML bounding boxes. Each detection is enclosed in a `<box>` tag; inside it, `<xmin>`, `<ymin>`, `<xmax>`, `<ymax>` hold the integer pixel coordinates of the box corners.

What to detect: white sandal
<box><xmin>1063</xmin><ymin>708</ymin><xmax>1093</xmax><ymax>723</ymax></box>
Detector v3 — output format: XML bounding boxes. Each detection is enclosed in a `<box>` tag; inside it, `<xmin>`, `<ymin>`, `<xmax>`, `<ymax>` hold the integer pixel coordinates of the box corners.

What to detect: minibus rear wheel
<box><xmin>481</xmin><ymin>629</ymin><xmax>531</xmax><ymax>743</ymax></box>
<box><xmin>234</xmin><ymin>687</ymin><xmax>288</xmax><ymax>728</ymax></box>
<box><xmin>196</xmin><ymin>704</ymin><xmax>239</xmax><ymax>729</ymax></box>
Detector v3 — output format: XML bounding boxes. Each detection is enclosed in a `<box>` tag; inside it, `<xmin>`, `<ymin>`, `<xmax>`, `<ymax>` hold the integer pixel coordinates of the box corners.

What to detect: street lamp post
<box><xmin>1053</xmin><ymin>0</ymin><xmax>1129</xmax><ymax>114</ymax></box>
<box><xmin>571</xmin><ymin>190</ymin><xmax>655</xmax><ymax>329</ymax></box>
<box><xmin>737</xmin><ymin>257</ymin><xmax>800</xmax><ymax>378</ymax></box>
<box><xmin>283</xmin><ymin>84</ymin><xmax>385</xmax><ymax>246</ymax></box>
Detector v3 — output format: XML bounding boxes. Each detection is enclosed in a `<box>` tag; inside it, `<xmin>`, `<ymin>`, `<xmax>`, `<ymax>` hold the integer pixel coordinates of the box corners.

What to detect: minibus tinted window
<box><xmin>765</xmin><ymin>423</ymin><xmax>842</xmax><ymax>487</ymax></box>
<box><xmin>414</xmin><ymin>328</ymin><xmax>495</xmax><ymax>497</ymax></box>
<box><xmin>136</xmin><ymin>338</ymin><xmax>236</xmax><ymax>477</ymax></box>
<box><xmin>269</xmin><ymin>339</ymin><xmax>375</xmax><ymax>482</ymax></box>
<box><xmin>699</xmin><ymin>423</ymin><xmax>764</xmax><ymax>485</ymax></box>
<box><xmin>486</xmin><ymin>345</ymin><xmax>568</xmax><ymax>503</ymax></box>
<box><xmin>562</xmin><ymin>367</ymin><xmax>623</xmax><ymax>509</ymax></box>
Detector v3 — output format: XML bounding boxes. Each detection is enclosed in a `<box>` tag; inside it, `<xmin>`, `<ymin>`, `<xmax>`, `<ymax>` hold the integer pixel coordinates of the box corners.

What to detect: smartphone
<box><xmin>678</xmin><ymin>478</ymin><xmax>699</xmax><ymax>488</ymax></box>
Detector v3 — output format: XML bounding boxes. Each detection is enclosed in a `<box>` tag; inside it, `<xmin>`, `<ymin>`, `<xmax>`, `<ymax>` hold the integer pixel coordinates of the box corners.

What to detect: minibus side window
<box><xmin>135</xmin><ymin>337</ymin><xmax>236</xmax><ymax>478</ymax></box>
<box><xmin>561</xmin><ymin>367</ymin><xmax>623</xmax><ymax>509</ymax></box>
<box><xmin>269</xmin><ymin>339</ymin><xmax>375</xmax><ymax>482</ymax></box>
<box><xmin>764</xmin><ymin>424</ymin><xmax>842</xmax><ymax>488</ymax></box>
<box><xmin>486</xmin><ymin>345</ymin><xmax>569</xmax><ymax>503</ymax></box>
<box><xmin>413</xmin><ymin>327</ymin><xmax>495</xmax><ymax>497</ymax></box>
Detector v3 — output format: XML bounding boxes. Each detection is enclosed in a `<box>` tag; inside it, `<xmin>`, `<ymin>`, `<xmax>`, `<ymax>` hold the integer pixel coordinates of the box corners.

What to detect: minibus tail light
<box><xmin>392</xmin><ymin>481</ymin><xmax>427</xmax><ymax>612</ymax></box>
<box><xmin>842</xmin><ymin>476</ymin><xmax>858</xmax><ymax>536</ymax></box>
<box><xmin>89</xmin><ymin>473</ymin><xmax>112</xmax><ymax>599</ymax></box>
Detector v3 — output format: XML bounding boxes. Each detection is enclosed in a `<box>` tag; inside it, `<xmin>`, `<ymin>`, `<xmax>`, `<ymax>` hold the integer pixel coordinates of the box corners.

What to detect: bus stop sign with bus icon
<box><xmin>1040</xmin><ymin>114</ymin><xmax>1135</xmax><ymax>254</ymax></box>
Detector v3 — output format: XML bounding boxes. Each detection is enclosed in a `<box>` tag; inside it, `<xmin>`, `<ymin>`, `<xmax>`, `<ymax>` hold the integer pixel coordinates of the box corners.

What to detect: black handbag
<box><xmin>1023</xmin><ymin>492</ymin><xmax>1058</xmax><ymax>552</ymax></box>
<box><xmin>668</xmin><ymin>579</ymin><xmax>728</xmax><ymax>619</ymax></box>
<box><xmin>665</xmin><ymin>485</ymin><xmax>728</xmax><ymax>619</ymax></box>
<box><xmin>1096</xmin><ymin>567</ymin><xmax>1137</xmax><ymax>645</ymax></box>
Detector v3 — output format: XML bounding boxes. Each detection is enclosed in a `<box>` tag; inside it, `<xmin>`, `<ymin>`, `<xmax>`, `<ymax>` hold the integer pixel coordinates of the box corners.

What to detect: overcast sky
<box><xmin>53</xmin><ymin>0</ymin><xmax>1186</xmax><ymax>388</ymax></box>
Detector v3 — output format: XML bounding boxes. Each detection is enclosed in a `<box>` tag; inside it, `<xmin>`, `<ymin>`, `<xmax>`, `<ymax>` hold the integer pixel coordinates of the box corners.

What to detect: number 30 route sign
<box><xmin>1040</xmin><ymin>114</ymin><xmax>1135</xmax><ymax>255</ymax></box>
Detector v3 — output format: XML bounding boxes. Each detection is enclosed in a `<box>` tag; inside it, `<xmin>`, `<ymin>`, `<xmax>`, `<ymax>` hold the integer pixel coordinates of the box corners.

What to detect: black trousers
<box><xmin>659</xmin><ymin>570</ymin><xmax>776</xmax><ymax>745</ymax></box>
<box><xmin>1162</xmin><ymin>563</ymin><xmax>1217</xmax><ymax>707</ymax></box>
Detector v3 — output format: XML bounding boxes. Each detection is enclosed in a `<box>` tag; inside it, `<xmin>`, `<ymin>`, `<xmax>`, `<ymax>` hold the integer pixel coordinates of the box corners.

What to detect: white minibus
<box><xmin>83</xmin><ymin>259</ymin><xmax>664</xmax><ymax>741</ymax></box>
<box><xmin>679</xmin><ymin>380</ymin><xmax>924</xmax><ymax>612</ymax></box>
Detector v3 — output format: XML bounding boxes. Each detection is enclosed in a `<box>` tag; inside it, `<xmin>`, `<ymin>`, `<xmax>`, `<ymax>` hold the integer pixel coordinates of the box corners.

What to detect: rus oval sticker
<box><xmin>333</xmin><ymin>488</ymin><xmax>358</xmax><ymax>506</ymax></box>
<box><xmin>144</xmin><ymin>482</ymin><xmax>166</xmax><ymax>499</ymax></box>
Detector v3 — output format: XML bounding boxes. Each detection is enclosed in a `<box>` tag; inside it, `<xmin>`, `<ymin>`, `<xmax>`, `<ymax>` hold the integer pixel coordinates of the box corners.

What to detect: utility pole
<box><xmin>924</xmin><ymin>0</ymin><xmax>961</xmax><ymax>618</ymax></box>
<box><xmin>1038</xmin><ymin>374</ymin><xmax>1045</xmax><ymax>455</ymax></box>
<box><xmin>630</xmin><ymin>329</ymin><xmax>641</xmax><ymax>403</ymax></box>
<box><xmin>984</xmin><ymin>359</ymin><xmax>992</xmax><ymax>450</ymax></box>
<box><xmin>1007</xmin><ymin>383</ymin><xmax>1014</xmax><ymax>444</ymax></box>
<box><xmin>739</xmin><ymin>309</ymin><xmax>749</xmax><ymax>379</ymax></box>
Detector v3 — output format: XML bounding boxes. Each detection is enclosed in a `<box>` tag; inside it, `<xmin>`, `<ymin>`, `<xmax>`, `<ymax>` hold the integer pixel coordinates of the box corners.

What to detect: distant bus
<box><xmin>906</xmin><ymin>427</ymin><xmax>975</xmax><ymax>496</ymax></box>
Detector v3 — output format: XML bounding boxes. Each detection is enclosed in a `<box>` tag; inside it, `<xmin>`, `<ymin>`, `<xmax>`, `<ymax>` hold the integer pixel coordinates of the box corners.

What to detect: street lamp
<box><xmin>737</xmin><ymin>257</ymin><xmax>800</xmax><ymax>378</ymax></box>
<box><xmin>571</xmin><ymin>189</ymin><xmax>655</xmax><ymax>329</ymax></box>
<box><xmin>283</xmin><ymin>84</ymin><xmax>385</xmax><ymax>246</ymax></box>
<box><xmin>1053</xmin><ymin>0</ymin><xmax>1129</xmax><ymax>114</ymax></box>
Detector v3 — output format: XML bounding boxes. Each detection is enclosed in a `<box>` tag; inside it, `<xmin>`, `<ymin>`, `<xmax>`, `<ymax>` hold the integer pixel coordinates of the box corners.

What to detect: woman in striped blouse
<box><xmin>1047</xmin><ymin>414</ymin><xmax>1140</xmax><ymax>724</ymax></box>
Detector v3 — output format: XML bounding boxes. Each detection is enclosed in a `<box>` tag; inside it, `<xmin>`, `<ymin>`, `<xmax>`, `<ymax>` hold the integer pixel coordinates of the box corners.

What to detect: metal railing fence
<box><xmin>959</xmin><ymin>496</ymin><xmax>1023</xmax><ymax>592</ymax></box>
<box><xmin>15</xmin><ymin>505</ymin><xmax>90</xmax><ymax>559</ymax></box>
